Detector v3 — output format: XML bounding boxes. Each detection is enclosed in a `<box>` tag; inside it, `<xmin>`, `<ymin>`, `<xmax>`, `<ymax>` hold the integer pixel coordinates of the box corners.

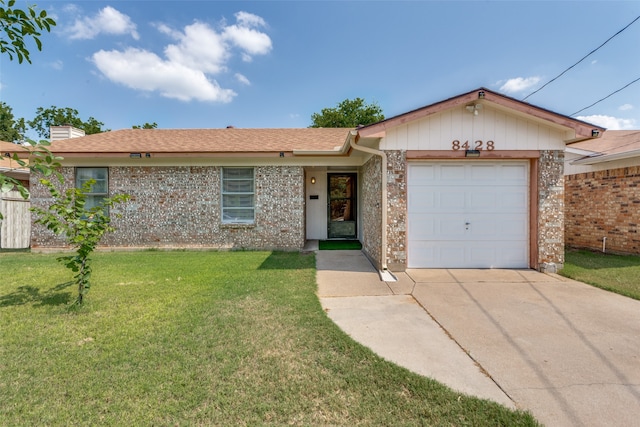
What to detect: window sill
<box><xmin>220</xmin><ymin>222</ymin><xmax>256</xmax><ymax>229</ymax></box>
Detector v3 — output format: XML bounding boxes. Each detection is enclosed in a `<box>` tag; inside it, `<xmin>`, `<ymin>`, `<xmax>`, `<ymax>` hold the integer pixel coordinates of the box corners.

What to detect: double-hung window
<box><xmin>75</xmin><ymin>167</ymin><xmax>109</xmax><ymax>211</ymax></box>
<box><xmin>222</xmin><ymin>167</ymin><xmax>255</xmax><ymax>223</ymax></box>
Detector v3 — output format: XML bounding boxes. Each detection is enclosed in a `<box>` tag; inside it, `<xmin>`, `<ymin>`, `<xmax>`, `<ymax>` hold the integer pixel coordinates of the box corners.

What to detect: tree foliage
<box><xmin>0</xmin><ymin>1</ymin><xmax>59</xmax><ymax>212</ymax></box>
<box><xmin>132</xmin><ymin>122</ymin><xmax>158</xmax><ymax>129</ymax></box>
<box><xmin>31</xmin><ymin>179</ymin><xmax>130</xmax><ymax>305</ymax></box>
<box><xmin>0</xmin><ymin>101</ymin><xmax>20</xmax><ymax>142</ymax></box>
<box><xmin>28</xmin><ymin>106</ymin><xmax>108</xmax><ymax>139</ymax></box>
<box><xmin>310</xmin><ymin>98</ymin><xmax>385</xmax><ymax>128</ymax></box>
<box><xmin>0</xmin><ymin>0</ymin><xmax>56</xmax><ymax>64</ymax></box>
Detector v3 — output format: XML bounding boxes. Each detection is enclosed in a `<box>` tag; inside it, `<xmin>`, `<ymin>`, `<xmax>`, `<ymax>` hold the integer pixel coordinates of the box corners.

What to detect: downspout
<box><xmin>348</xmin><ymin>130</ymin><xmax>389</xmax><ymax>272</ymax></box>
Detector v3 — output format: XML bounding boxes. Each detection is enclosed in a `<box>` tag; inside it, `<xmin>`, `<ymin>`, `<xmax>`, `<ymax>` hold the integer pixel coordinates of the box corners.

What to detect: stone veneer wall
<box><xmin>565</xmin><ymin>166</ymin><xmax>640</xmax><ymax>255</ymax></box>
<box><xmin>360</xmin><ymin>155</ymin><xmax>382</xmax><ymax>268</ymax></box>
<box><xmin>385</xmin><ymin>150</ymin><xmax>407</xmax><ymax>271</ymax></box>
<box><xmin>537</xmin><ymin>150</ymin><xmax>565</xmax><ymax>272</ymax></box>
<box><xmin>30</xmin><ymin>166</ymin><xmax>306</xmax><ymax>250</ymax></box>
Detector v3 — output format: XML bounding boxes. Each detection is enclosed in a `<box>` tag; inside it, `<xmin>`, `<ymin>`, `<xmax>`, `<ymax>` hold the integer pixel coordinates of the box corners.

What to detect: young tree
<box><xmin>0</xmin><ymin>0</ymin><xmax>56</xmax><ymax>64</ymax></box>
<box><xmin>28</xmin><ymin>106</ymin><xmax>108</xmax><ymax>139</ymax></box>
<box><xmin>31</xmin><ymin>179</ymin><xmax>130</xmax><ymax>305</ymax></box>
<box><xmin>310</xmin><ymin>98</ymin><xmax>385</xmax><ymax>128</ymax></box>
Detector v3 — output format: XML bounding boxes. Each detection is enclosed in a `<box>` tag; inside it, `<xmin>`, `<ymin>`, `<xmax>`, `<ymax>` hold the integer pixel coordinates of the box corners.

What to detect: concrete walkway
<box><xmin>316</xmin><ymin>250</ymin><xmax>640</xmax><ymax>427</ymax></box>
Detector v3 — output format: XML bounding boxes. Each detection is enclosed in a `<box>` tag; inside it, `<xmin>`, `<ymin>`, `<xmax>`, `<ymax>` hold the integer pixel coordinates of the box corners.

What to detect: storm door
<box><xmin>327</xmin><ymin>173</ymin><xmax>357</xmax><ymax>239</ymax></box>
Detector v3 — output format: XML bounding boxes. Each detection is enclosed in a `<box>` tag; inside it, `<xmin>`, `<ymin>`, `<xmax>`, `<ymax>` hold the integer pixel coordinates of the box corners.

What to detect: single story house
<box><xmin>23</xmin><ymin>88</ymin><xmax>606</xmax><ymax>272</ymax></box>
<box><xmin>565</xmin><ymin>130</ymin><xmax>640</xmax><ymax>254</ymax></box>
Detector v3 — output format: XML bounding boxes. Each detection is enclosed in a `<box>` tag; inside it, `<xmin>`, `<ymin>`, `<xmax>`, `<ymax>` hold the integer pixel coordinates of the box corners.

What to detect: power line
<box><xmin>571</xmin><ymin>76</ymin><xmax>640</xmax><ymax>116</ymax></box>
<box><xmin>523</xmin><ymin>14</ymin><xmax>640</xmax><ymax>101</ymax></box>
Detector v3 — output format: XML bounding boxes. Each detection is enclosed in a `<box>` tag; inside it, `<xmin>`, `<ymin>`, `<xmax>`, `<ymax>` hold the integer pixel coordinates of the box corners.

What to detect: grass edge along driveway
<box><xmin>561</xmin><ymin>249</ymin><xmax>640</xmax><ymax>300</ymax></box>
<box><xmin>0</xmin><ymin>250</ymin><xmax>538</xmax><ymax>426</ymax></box>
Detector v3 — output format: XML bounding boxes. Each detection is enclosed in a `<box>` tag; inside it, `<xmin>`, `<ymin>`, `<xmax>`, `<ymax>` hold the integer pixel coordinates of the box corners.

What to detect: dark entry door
<box><xmin>328</xmin><ymin>173</ymin><xmax>357</xmax><ymax>239</ymax></box>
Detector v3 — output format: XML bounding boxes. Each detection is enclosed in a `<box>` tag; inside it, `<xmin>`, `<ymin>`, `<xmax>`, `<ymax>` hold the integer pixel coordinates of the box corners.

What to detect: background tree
<box><xmin>28</xmin><ymin>106</ymin><xmax>108</xmax><ymax>139</ymax></box>
<box><xmin>132</xmin><ymin>122</ymin><xmax>158</xmax><ymax>129</ymax></box>
<box><xmin>310</xmin><ymin>98</ymin><xmax>385</xmax><ymax>128</ymax></box>
<box><xmin>0</xmin><ymin>0</ymin><xmax>56</xmax><ymax>64</ymax></box>
<box><xmin>32</xmin><ymin>178</ymin><xmax>130</xmax><ymax>305</ymax></box>
<box><xmin>0</xmin><ymin>101</ymin><xmax>20</xmax><ymax>142</ymax></box>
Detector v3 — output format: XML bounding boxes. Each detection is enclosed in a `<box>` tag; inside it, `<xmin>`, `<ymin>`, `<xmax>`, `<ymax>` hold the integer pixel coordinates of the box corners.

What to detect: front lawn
<box><xmin>0</xmin><ymin>251</ymin><xmax>537</xmax><ymax>426</ymax></box>
<box><xmin>561</xmin><ymin>249</ymin><xmax>640</xmax><ymax>300</ymax></box>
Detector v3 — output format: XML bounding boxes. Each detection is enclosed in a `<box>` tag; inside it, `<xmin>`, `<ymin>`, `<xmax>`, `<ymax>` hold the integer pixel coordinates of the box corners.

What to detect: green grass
<box><xmin>318</xmin><ymin>240</ymin><xmax>363</xmax><ymax>250</ymax></box>
<box><xmin>561</xmin><ymin>249</ymin><xmax>640</xmax><ymax>300</ymax></box>
<box><xmin>0</xmin><ymin>251</ymin><xmax>538</xmax><ymax>426</ymax></box>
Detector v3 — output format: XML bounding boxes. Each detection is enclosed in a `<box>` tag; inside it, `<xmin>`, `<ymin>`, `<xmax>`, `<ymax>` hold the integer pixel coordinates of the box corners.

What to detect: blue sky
<box><xmin>1</xmin><ymin>0</ymin><xmax>639</xmax><ymax>138</ymax></box>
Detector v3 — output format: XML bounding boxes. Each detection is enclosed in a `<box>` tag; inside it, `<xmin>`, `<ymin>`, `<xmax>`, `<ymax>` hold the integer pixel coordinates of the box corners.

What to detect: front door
<box><xmin>328</xmin><ymin>173</ymin><xmax>357</xmax><ymax>239</ymax></box>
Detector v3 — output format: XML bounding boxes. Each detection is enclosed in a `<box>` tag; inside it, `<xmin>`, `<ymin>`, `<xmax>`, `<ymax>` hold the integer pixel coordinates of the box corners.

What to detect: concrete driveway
<box><xmin>317</xmin><ymin>251</ymin><xmax>640</xmax><ymax>427</ymax></box>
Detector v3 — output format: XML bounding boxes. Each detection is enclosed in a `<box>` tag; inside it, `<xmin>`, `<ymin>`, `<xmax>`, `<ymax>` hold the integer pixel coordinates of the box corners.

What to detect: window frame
<box><xmin>75</xmin><ymin>167</ymin><xmax>109</xmax><ymax>211</ymax></box>
<box><xmin>221</xmin><ymin>167</ymin><xmax>256</xmax><ymax>224</ymax></box>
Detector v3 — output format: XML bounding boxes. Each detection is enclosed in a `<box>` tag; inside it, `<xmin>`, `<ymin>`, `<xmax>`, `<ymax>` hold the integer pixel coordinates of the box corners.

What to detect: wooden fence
<box><xmin>0</xmin><ymin>190</ymin><xmax>31</xmax><ymax>249</ymax></box>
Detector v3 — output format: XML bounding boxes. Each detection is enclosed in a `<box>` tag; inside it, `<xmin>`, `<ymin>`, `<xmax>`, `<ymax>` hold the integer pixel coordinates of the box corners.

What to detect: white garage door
<box><xmin>407</xmin><ymin>161</ymin><xmax>529</xmax><ymax>268</ymax></box>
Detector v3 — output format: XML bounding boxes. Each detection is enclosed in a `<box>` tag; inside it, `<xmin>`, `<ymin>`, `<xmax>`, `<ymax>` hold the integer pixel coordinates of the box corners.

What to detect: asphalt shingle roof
<box><xmin>48</xmin><ymin>128</ymin><xmax>353</xmax><ymax>154</ymax></box>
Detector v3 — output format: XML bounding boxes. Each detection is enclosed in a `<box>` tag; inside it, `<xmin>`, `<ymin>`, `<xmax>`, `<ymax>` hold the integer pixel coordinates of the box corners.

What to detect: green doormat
<box><xmin>319</xmin><ymin>240</ymin><xmax>362</xmax><ymax>250</ymax></box>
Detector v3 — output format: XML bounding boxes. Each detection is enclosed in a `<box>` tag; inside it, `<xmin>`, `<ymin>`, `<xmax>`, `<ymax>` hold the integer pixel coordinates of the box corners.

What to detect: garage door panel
<box><xmin>469</xmin><ymin>192</ymin><xmax>497</xmax><ymax>209</ymax></box>
<box><xmin>407</xmin><ymin>191</ymin><xmax>436</xmax><ymax>211</ymax></box>
<box><xmin>440</xmin><ymin>164</ymin><xmax>466</xmax><ymax>181</ymax></box>
<box><xmin>469</xmin><ymin>164</ymin><xmax>498</xmax><ymax>180</ymax></box>
<box><xmin>407</xmin><ymin>161</ymin><xmax>529</xmax><ymax>269</ymax></box>
<box><xmin>499</xmin><ymin>191</ymin><xmax>528</xmax><ymax>210</ymax></box>
<box><xmin>408</xmin><ymin>164</ymin><xmax>436</xmax><ymax>183</ymax></box>
<box><xmin>439</xmin><ymin>191</ymin><xmax>466</xmax><ymax>210</ymax></box>
<box><xmin>409</xmin><ymin>214</ymin><xmax>435</xmax><ymax>239</ymax></box>
<box><xmin>502</xmin><ymin>164</ymin><xmax>528</xmax><ymax>181</ymax></box>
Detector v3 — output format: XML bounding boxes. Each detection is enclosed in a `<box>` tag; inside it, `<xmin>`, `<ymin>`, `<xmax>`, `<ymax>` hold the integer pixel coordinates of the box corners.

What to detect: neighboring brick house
<box><xmin>21</xmin><ymin>88</ymin><xmax>604</xmax><ymax>272</ymax></box>
<box><xmin>565</xmin><ymin>130</ymin><xmax>640</xmax><ymax>255</ymax></box>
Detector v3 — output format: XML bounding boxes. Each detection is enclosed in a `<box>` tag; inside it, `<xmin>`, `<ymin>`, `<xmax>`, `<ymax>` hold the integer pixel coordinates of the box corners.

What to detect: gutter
<box><xmin>348</xmin><ymin>130</ymin><xmax>394</xmax><ymax>279</ymax></box>
<box><xmin>570</xmin><ymin>148</ymin><xmax>640</xmax><ymax>165</ymax></box>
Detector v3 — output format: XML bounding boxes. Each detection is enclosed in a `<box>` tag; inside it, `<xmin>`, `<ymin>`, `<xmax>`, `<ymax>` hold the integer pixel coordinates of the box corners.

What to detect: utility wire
<box><xmin>571</xmin><ymin>76</ymin><xmax>640</xmax><ymax>116</ymax></box>
<box><xmin>523</xmin><ymin>14</ymin><xmax>640</xmax><ymax>101</ymax></box>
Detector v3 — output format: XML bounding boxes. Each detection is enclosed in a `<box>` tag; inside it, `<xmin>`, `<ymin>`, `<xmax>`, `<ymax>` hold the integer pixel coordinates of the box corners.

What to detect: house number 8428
<box><xmin>452</xmin><ymin>140</ymin><xmax>495</xmax><ymax>151</ymax></box>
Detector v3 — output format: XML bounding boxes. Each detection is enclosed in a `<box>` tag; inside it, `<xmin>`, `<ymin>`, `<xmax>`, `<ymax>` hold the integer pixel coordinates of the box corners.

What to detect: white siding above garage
<box><xmin>381</xmin><ymin>105</ymin><xmax>568</xmax><ymax>152</ymax></box>
<box><xmin>407</xmin><ymin>161</ymin><xmax>529</xmax><ymax>268</ymax></box>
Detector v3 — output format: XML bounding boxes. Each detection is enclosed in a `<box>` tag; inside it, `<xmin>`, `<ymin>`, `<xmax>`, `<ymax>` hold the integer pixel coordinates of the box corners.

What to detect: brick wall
<box><xmin>361</xmin><ymin>155</ymin><xmax>382</xmax><ymax>268</ymax></box>
<box><xmin>565</xmin><ymin>165</ymin><xmax>640</xmax><ymax>255</ymax></box>
<box><xmin>538</xmin><ymin>150</ymin><xmax>565</xmax><ymax>272</ymax></box>
<box><xmin>30</xmin><ymin>165</ymin><xmax>306</xmax><ymax>250</ymax></box>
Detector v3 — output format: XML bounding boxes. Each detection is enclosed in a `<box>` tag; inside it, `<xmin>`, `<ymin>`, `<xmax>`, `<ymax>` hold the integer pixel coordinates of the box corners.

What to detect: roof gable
<box><xmin>357</xmin><ymin>88</ymin><xmax>605</xmax><ymax>143</ymax></box>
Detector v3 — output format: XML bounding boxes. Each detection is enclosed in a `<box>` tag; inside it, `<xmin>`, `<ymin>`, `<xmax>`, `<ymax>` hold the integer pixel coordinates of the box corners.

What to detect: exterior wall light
<box><xmin>310</xmin><ymin>177</ymin><xmax>316</xmax><ymax>184</ymax></box>
<box><xmin>592</xmin><ymin>129</ymin><xmax>600</xmax><ymax>137</ymax></box>
<box><xmin>465</xmin><ymin>150</ymin><xmax>481</xmax><ymax>158</ymax></box>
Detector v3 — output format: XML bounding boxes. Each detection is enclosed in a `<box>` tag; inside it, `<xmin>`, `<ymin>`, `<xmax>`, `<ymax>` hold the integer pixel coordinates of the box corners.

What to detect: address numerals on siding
<box><xmin>452</xmin><ymin>140</ymin><xmax>495</xmax><ymax>151</ymax></box>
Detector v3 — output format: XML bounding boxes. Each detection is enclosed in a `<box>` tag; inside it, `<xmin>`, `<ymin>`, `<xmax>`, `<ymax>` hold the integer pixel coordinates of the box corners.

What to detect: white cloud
<box><xmin>89</xmin><ymin>12</ymin><xmax>271</xmax><ymax>103</ymax></box>
<box><xmin>222</xmin><ymin>12</ymin><xmax>272</xmax><ymax>60</ymax></box>
<box><xmin>576</xmin><ymin>114</ymin><xmax>636</xmax><ymax>130</ymax></box>
<box><xmin>163</xmin><ymin>22</ymin><xmax>229</xmax><ymax>74</ymax></box>
<box><xmin>235</xmin><ymin>73</ymin><xmax>251</xmax><ymax>85</ymax></box>
<box><xmin>93</xmin><ymin>48</ymin><xmax>236</xmax><ymax>102</ymax></box>
<box><xmin>68</xmin><ymin>6</ymin><xmax>139</xmax><ymax>40</ymax></box>
<box><xmin>619</xmin><ymin>104</ymin><xmax>633</xmax><ymax>111</ymax></box>
<box><xmin>498</xmin><ymin>76</ymin><xmax>541</xmax><ymax>94</ymax></box>
<box><xmin>49</xmin><ymin>60</ymin><xmax>63</xmax><ymax>70</ymax></box>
